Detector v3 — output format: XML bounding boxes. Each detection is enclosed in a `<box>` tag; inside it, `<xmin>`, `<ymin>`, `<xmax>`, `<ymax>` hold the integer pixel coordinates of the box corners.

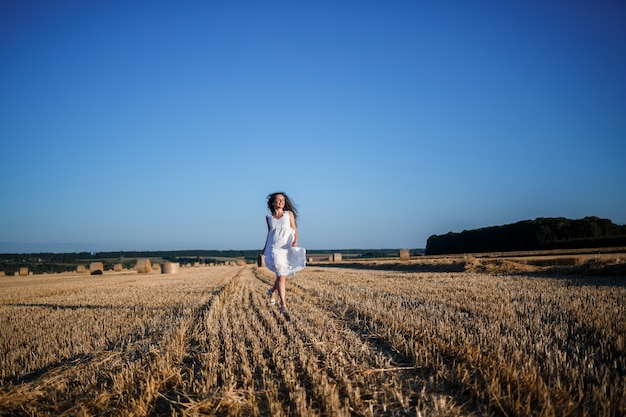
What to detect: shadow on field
<box><xmin>309</xmin><ymin>261</ymin><xmax>466</xmax><ymax>273</ymax></box>
<box><xmin>6</xmin><ymin>303</ymin><xmax>115</xmax><ymax>310</ymax></box>
<box><xmin>313</xmin><ymin>256</ymin><xmax>626</xmax><ymax>286</ymax></box>
<box><xmin>463</xmin><ymin>257</ymin><xmax>626</xmax><ymax>285</ymax></box>
<box><xmin>1</xmin><ymin>352</ymin><xmax>98</xmax><ymax>386</ymax></box>
<box><xmin>334</xmin><ymin>305</ymin><xmax>480</xmax><ymax>414</ymax></box>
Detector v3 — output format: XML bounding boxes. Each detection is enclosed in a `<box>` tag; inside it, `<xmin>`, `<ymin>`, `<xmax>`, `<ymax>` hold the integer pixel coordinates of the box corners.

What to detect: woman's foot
<box><xmin>266</xmin><ymin>288</ymin><xmax>276</xmax><ymax>305</ymax></box>
<box><xmin>280</xmin><ymin>307</ymin><xmax>290</xmax><ymax>320</ymax></box>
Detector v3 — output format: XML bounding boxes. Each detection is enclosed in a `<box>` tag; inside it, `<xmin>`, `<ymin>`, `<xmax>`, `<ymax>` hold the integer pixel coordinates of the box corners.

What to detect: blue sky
<box><xmin>1</xmin><ymin>1</ymin><xmax>625</xmax><ymax>253</ymax></box>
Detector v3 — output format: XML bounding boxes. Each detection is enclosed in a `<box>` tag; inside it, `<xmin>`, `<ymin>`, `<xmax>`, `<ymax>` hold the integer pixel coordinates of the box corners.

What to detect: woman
<box><xmin>262</xmin><ymin>192</ymin><xmax>306</xmax><ymax>318</ymax></box>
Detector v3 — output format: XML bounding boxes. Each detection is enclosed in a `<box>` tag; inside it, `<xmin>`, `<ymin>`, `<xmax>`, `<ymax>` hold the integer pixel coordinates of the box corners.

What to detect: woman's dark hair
<box><xmin>267</xmin><ymin>192</ymin><xmax>299</xmax><ymax>223</ymax></box>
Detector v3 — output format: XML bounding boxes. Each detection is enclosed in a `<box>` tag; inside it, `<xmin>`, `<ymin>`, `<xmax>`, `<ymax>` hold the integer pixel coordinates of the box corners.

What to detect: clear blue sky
<box><xmin>1</xmin><ymin>1</ymin><xmax>625</xmax><ymax>253</ymax></box>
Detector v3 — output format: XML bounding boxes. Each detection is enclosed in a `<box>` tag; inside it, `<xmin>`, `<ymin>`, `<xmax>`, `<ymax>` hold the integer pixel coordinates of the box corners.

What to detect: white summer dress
<box><xmin>264</xmin><ymin>211</ymin><xmax>306</xmax><ymax>277</ymax></box>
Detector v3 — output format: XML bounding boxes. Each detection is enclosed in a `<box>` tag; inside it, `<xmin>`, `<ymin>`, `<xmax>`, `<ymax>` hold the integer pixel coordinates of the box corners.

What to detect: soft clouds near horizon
<box><xmin>1</xmin><ymin>1</ymin><xmax>625</xmax><ymax>253</ymax></box>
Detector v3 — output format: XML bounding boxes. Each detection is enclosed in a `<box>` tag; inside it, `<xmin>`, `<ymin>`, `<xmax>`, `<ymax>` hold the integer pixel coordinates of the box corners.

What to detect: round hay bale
<box><xmin>257</xmin><ymin>254</ymin><xmax>265</xmax><ymax>267</ymax></box>
<box><xmin>89</xmin><ymin>262</ymin><xmax>104</xmax><ymax>274</ymax></box>
<box><xmin>113</xmin><ymin>263</ymin><xmax>123</xmax><ymax>272</ymax></box>
<box><xmin>152</xmin><ymin>263</ymin><xmax>161</xmax><ymax>273</ymax></box>
<box><xmin>332</xmin><ymin>253</ymin><xmax>342</xmax><ymax>262</ymax></box>
<box><xmin>77</xmin><ymin>265</ymin><xmax>87</xmax><ymax>273</ymax></box>
<box><xmin>399</xmin><ymin>249</ymin><xmax>410</xmax><ymax>261</ymax></box>
<box><xmin>237</xmin><ymin>259</ymin><xmax>246</xmax><ymax>266</ymax></box>
<box><xmin>0</xmin><ymin>271</ymin><xmax>5</xmax><ymax>277</ymax></box>
<box><xmin>162</xmin><ymin>262</ymin><xmax>179</xmax><ymax>274</ymax></box>
<box><xmin>19</xmin><ymin>267</ymin><xmax>29</xmax><ymax>276</ymax></box>
<box><xmin>136</xmin><ymin>259</ymin><xmax>152</xmax><ymax>273</ymax></box>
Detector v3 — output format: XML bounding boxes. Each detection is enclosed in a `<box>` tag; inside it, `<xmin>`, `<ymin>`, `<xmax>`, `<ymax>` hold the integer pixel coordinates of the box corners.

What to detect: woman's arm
<box><xmin>289</xmin><ymin>211</ymin><xmax>298</xmax><ymax>247</ymax></box>
<box><xmin>262</xmin><ymin>216</ymin><xmax>270</xmax><ymax>252</ymax></box>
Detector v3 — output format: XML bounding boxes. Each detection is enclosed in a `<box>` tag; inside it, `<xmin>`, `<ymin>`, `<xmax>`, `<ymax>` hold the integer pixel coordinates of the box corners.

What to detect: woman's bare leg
<box><xmin>277</xmin><ymin>275</ymin><xmax>287</xmax><ymax>311</ymax></box>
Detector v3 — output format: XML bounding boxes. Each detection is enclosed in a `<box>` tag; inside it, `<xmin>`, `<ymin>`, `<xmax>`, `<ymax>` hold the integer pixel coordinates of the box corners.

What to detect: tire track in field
<box><xmin>155</xmin><ymin>266</ymin><xmax>287</xmax><ymax>416</ymax></box>
<box><xmin>282</xmin><ymin>267</ymin><xmax>480</xmax><ymax>416</ymax></box>
<box><xmin>249</xmin><ymin>268</ymin><xmax>354</xmax><ymax>416</ymax></box>
<box><xmin>175</xmin><ymin>266</ymin><xmax>344</xmax><ymax>416</ymax></box>
<box><xmin>251</xmin><ymin>266</ymin><xmax>445</xmax><ymax>416</ymax></box>
<box><xmin>150</xmin><ymin>267</ymin><xmax>251</xmax><ymax>416</ymax></box>
<box><xmin>161</xmin><ymin>266</ymin><xmax>353</xmax><ymax>416</ymax></box>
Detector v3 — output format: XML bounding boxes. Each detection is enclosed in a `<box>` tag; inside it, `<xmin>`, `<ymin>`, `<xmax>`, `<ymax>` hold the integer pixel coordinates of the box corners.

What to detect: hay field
<box><xmin>0</xmin><ymin>264</ymin><xmax>624</xmax><ymax>416</ymax></box>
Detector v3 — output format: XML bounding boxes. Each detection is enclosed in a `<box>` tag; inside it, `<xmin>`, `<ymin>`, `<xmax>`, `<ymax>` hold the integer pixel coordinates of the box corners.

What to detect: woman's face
<box><xmin>273</xmin><ymin>194</ymin><xmax>285</xmax><ymax>211</ymax></box>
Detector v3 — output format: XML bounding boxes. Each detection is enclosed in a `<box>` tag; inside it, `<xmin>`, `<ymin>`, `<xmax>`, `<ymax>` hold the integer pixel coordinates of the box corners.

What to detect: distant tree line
<box><xmin>0</xmin><ymin>248</ymin><xmax>425</xmax><ymax>276</ymax></box>
<box><xmin>0</xmin><ymin>250</ymin><xmax>262</xmax><ymax>275</ymax></box>
<box><xmin>425</xmin><ymin>216</ymin><xmax>626</xmax><ymax>255</ymax></box>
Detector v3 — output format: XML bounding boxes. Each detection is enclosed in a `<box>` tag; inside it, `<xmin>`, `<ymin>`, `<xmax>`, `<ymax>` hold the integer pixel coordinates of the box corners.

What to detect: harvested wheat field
<box><xmin>0</xmin><ymin>263</ymin><xmax>624</xmax><ymax>416</ymax></box>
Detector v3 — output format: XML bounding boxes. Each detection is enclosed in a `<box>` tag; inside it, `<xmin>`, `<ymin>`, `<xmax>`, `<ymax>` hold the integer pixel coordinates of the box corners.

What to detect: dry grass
<box><xmin>0</xmin><ymin>264</ymin><xmax>624</xmax><ymax>416</ymax></box>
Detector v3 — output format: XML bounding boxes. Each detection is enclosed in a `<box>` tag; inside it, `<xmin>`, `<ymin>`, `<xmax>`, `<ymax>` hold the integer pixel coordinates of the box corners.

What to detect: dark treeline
<box><xmin>426</xmin><ymin>216</ymin><xmax>626</xmax><ymax>255</ymax></box>
<box><xmin>0</xmin><ymin>248</ymin><xmax>421</xmax><ymax>275</ymax></box>
<box><xmin>0</xmin><ymin>250</ymin><xmax>260</xmax><ymax>275</ymax></box>
<box><xmin>0</xmin><ymin>248</ymin><xmax>420</xmax><ymax>263</ymax></box>
<box><xmin>95</xmin><ymin>249</ymin><xmax>259</xmax><ymax>261</ymax></box>
<box><xmin>0</xmin><ymin>250</ymin><xmax>258</xmax><ymax>263</ymax></box>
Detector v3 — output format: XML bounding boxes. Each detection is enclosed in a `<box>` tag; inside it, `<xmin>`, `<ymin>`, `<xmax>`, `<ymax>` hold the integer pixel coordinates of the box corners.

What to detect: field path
<box><xmin>151</xmin><ymin>266</ymin><xmax>469</xmax><ymax>416</ymax></box>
